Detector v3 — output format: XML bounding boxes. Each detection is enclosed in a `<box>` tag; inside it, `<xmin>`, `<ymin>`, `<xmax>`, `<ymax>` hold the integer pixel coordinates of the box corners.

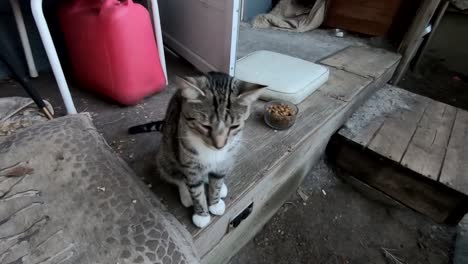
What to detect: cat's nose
<box><xmin>213</xmin><ymin>136</ymin><xmax>226</xmax><ymax>149</ymax></box>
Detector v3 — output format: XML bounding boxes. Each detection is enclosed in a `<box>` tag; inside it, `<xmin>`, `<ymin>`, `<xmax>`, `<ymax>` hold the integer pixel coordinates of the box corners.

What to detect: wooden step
<box><xmin>328</xmin><ymin>86</ymin><xmax>468</xmax><ymax>224</ymax></box>
<box><xmin>151</xmin><ymin>46</ymin><xmax>401</xmax><ymax>263</ymax></box>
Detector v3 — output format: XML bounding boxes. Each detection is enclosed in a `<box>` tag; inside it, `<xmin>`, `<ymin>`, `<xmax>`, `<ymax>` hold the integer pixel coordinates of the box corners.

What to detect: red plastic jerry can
<box><xmin>59</xmin><ymin>0</ymin><xmax>166</xmax><ymax>105</ymax></box>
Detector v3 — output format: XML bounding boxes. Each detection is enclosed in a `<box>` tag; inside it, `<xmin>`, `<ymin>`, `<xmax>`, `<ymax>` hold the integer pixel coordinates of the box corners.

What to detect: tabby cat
<box><xmin>129</xmin><ymin>72</ymin><xmax>265</xmax><ymax>228</ymax></box>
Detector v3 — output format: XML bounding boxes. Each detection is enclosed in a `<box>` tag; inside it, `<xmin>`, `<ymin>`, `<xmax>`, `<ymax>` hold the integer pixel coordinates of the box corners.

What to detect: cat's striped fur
<box><xmin>153</xmin><ymin>72</ymin><xmax>265</xmax><ymax>228</ymax></box>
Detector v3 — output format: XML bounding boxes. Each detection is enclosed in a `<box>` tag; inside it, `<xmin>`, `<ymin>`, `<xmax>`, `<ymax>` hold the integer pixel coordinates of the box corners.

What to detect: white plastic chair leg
<box><xmin>31</xmin><ymin>0</ymin><xmax>77</xmax><ymax>114</ymax></box>
<box><xmin>10</xmin><ymin>0</ymin><xmax>38</xmax><ymax>78</ymax></box>
<box><xmin>149</xmin><ymin>0</ymin><xmax>168</xmax><ymax>84</ymax></box>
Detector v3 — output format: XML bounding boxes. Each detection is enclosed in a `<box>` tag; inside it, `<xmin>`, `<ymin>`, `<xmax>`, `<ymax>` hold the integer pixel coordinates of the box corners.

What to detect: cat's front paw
<box><xmin>209</xmin><ymin>200</ymin><xmax>225</xmax><ymax>216</ymax></box>
<box><xmin>192</xmin><ymin>214</ymin><xmax>211</xmax><ymax>228</ymax></box>
<box><xmin>220</xmin><ymin>183</ymin><xmax>228</xmax><ymax>198</ymax></box>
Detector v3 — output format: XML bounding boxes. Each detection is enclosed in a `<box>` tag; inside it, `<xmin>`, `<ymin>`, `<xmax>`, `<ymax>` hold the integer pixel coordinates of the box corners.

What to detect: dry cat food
<box><xmin>267</xmin><ymin>104</ymin><xmax>295</xmax><ymax>117</ymax></box>
<box><xmin>264</xmin><ymin>101</ymin><xmax>298</xmax><ymax>130</ymax></box>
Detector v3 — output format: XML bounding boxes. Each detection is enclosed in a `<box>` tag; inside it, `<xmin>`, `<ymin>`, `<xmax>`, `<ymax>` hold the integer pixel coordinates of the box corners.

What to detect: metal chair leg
<box><xmin>149</xmin><ymin>0</ymin><xmax>168</xmax><ymax>84</ymax></box>
<box><xmin>31</xmin><ymin>0</ymin><xmax>77</xmax><ymax>114</ymax></box>
<box><xmin>10</xmin><ymin>0</ymin><xmax>38</xmax><ymax>78</ymax></box>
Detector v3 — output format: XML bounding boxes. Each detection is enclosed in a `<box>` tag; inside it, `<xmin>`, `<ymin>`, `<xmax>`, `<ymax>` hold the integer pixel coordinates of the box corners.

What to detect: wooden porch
<box><xmin>150</xmin><ymin>46</ymin><xmax>401</xmax><ymax>263</ymax></box>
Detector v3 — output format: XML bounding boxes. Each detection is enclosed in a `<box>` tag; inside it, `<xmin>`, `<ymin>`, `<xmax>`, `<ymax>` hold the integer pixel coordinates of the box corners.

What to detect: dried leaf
<box><xmin>1</xmin><ymin>164</ymin><xmax>34</xmax><ymax>177</ymax></box>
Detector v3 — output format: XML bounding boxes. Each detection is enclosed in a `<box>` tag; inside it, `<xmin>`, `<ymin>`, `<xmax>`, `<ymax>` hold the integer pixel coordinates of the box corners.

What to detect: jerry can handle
<box><xmin>101</xmin><ymin>0</ymin><xmax>133</xmax><ymax>9</ymax></box>
<box><xmin>122</xmin><ymin>0</ymin><xmax>134</xmax><ymax>5</ymax></box>
<box><xmin>67</xmin><ymin>0</ymin><xmax>102</xmax><ymax>11</ymax></box>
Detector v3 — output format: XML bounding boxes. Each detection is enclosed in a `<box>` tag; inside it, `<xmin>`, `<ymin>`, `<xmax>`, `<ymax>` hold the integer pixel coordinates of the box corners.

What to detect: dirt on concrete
<box><xmin>230</xmin><ymin>159</ymin><xmax>456</xmax><ymax>264</ymax></box>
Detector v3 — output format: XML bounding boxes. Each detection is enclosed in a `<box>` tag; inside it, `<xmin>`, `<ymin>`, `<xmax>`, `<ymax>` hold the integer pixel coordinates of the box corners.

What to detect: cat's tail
<box><xmin>128</xmin><ymin>120</ymin><xmax>165</xmax><ymax>134</ymax></box>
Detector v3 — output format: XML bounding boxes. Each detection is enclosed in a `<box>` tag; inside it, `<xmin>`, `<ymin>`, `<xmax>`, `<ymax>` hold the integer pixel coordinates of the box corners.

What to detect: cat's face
<box><xmin>177</xmin><ymin>73</ymin><xmax>266</xmax><ymax>150</ymax></box>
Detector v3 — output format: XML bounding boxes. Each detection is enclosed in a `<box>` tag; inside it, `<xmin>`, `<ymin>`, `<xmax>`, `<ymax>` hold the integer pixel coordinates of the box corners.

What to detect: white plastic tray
<box><xmin>235</xmin><ymin>50</ymin><xmax>329</xmax><ymax>104</ymax></box>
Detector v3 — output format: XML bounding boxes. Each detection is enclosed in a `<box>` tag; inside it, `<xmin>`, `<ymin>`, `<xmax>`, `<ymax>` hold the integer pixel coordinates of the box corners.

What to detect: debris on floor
<box><xmin>0</xmin><ymin>97</ymin><xmax>53</xmax><ymax>136</ymax></box>
<box><xmin>297</xmin><ymin>187</ymin><xmax>309</xmax><ymax>202</ymax></box>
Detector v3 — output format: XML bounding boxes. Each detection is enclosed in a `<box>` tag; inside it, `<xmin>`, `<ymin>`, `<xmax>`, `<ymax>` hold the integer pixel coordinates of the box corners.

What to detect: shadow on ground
<box><xmin>399</xmin><ymin>55</ymin><xmax>468</xmax><ymax>111</ymax></box>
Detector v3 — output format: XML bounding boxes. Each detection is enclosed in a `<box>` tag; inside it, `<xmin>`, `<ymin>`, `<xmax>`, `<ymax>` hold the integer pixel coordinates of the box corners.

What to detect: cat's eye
<box><xmin>185</xmin><ymin>116</ymin><xmax>196</xmax><ymax>121</ymax></box>
<box><xmin>202</xmin><ymin>125</ymin><xmax>212</xmax><ymax>131</ymax></box>
<box><xmin>230</xmin><ymin>124</ymin><xmax>240</xmax><ymax>130</ymax></box>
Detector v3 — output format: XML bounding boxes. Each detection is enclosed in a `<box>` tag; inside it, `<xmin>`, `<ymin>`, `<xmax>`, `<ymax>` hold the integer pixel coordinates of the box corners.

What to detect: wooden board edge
<box><xmin>439</xmin><ymin>108</ymin><xmax>468</xmax><ymax>195</ymax></box>
<box><xmin>392</xmin><ymin>0</ymin><xmax>442</xmax><ymax>84</ymax></box>
<box><xmin>319</xmin><ymin>46</ymin><xmax>402</xmax><ymax>80</ymax></box>
<box><xmin>326</xmin><ymin>133</ymin><xmax>468</xmax><ymax>225</ymax></box>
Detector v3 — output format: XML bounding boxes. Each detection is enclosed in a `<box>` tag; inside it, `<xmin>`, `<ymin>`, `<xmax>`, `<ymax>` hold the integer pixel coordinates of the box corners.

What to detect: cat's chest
<box><xmin>196</xmin><ymin>145</ymin><xmax>230</xmax><ymax>169</ymax></box>
<box><xmin>188</xmin><ymin>133</ymin><xmax>237</xmax><ymax>172</ymax></box>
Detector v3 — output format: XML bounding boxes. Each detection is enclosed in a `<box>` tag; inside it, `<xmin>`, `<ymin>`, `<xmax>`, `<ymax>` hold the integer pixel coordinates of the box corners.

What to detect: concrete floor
<box><xmin>0</xmin><ymin>28</ymin><xmax>460</xmax><ymax>263</ymax></box>
<box><xmin>230</xmin><ymin>159</ymin><xmax>456</xmax><ymax>264</ymax></box>
<box><xmin>237</xmin><ymin>23</ymin><xmax>369</xmax><ymax>61</ymax></box>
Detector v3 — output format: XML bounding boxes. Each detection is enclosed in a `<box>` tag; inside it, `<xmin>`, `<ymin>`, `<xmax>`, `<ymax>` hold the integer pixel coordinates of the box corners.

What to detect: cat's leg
<box><xmin>208</xmin><ymin>172</ymin><xmax>226</xmax><ymax>216</ymax></box>
<box><xmin>186</xmin><ymin>176</ymin><xmax>210</xmax><ymax>228</ymax></box>
<box><xmin>203</xmin><ymin>173</ymin><xmax>227</xmax><ymax>198</ymax></box>
<box><xmin>177</xmin><ymin>181</ymin><xmax>193</xmax><ymax>208</ymax></box>
<box><xmin>157</xmin><ymin>160</ymin><xmax>193</xmax><ymax>208</ymax></box>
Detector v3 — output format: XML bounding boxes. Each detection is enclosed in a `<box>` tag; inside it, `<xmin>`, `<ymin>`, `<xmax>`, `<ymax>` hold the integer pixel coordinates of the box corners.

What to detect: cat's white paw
<box><xmin>180</xmin><ymin>193</ymin><xmax>193</xmax><ymax>208</ymax></box>
<box><xmin>220</xmin><ymin>183</ymin><xmax>228</xmax><ymax>198</ymax></box>
<box><xmin>192</xmin><ymin>214</ymin><xmax>211</xmax><ymax>228</ymax></box>
<box><xmin>209</xmin><ymin>200</ymin><xmax>225</xmax><ymax>216</ymax></box>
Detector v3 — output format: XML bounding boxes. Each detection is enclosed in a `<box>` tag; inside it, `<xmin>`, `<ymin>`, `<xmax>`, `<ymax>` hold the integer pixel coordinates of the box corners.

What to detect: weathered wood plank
<box><xmin>440</xmin><ymin>109</ymin><xmax>468</xmax><ymax>195</ymax></box>
<box><xmin>339</xmin><ymin>86</ymin><xmax>412</xmax><ymax>146</ymax></box>
<box><xmin>328</xmin><ymin>134</ymin><xmax>468</xmax><ymax>224</ymax></box>
<box><xmin>317</xmin><ymin>68</ymin><xmax>372</xmax><ymax>102</ymax></box>
<box><xmin>335</xmin><ymin>87</ymin><xmax>468</xmax><ymax>223</ymax></box>
<box><xmin>368</xmin><ymin>92</ymin><xmax>429</xmax><ymax>162</ymax></box>
<box><xmin>347</xmin><ymin>118</ymin><xmax>385</xmax><ymax>148</ymax></box>
<box><xmin>401</xmin><ymin>100</ymin><xmax>457</xmax><ymax>180</ymax></box>
<box><xmin>320</xmin><ymin>46</ymin><xmax>401</xmax><ymax>79</ymax></box>
<box><xmin>413</xmin><ymin>0</ymin><xmax>450</xmax><ymax>70</ymax></box>
<box><xmin>392</xmin><ymin>0</ymin><xmax>442</xmax><ymax>84</ymax></box>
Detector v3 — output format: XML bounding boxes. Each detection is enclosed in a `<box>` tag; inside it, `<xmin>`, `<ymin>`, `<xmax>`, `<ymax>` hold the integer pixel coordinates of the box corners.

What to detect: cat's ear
<box><xmin>237</xmin><ymin>80</ymin><xmax>267</xmax><ymax>105</ymax></box>
<box><xmin>175</xmin><ymin>76</ymin><xmax>206</xmax><ymax>100</ymax></box>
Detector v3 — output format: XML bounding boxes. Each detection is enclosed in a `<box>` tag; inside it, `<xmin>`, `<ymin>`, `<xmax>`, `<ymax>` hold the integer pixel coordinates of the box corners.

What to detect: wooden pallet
<box><xmin>328</xmin><ymin>86</ymin><xmax>468</xmax><ymax>224</ymax></box>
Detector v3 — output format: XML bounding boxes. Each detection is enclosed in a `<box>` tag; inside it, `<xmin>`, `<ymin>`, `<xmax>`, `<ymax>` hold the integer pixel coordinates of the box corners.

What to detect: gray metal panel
<box><xmin>158</xmin><ymin>0</ymin><xmax>236</xmax><ymax>73</ymax></box>
<box><xmin>242</xmin><ymin>0</ymin><xmax>271</xmax><ymax>21</ymax></box>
